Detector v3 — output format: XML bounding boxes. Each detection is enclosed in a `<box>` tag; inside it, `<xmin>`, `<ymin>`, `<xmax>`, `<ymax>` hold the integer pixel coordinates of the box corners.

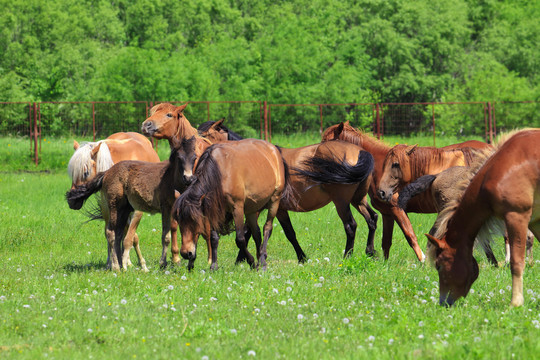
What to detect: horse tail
<box><xmin>275</xmin><ymin>146</ymin><xmax>298</xmax><ymax>209</ymax></box>
<box><xmin>65</xmin><ymin>172</ymin><xmax>105</xmax><ymax>210</ymax></box>
<box><xmin>293</xmin><ymin>150</ymin><xmax>374</xmax><ymax>186</ymax></box>
<box><xmin>397</xmin><ymin>174</ymin><xmax>437</xmax><ymax>211</ymax></box>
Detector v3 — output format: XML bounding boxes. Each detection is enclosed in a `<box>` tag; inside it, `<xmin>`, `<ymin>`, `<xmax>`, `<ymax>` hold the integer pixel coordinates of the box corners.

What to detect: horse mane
<box><xmin>68</xmin><ymin>141</ymin><xmax>114</xmax><ymax>183</ymax></box>
<box><xmin>173</xmin><ymin>146</ymin><xmax>232</xmax><ymax>235</ymax></box>
<box><xmin>322</xmin><ymin>122</ymin><xmax>391</xmax><ymax>153</ymax></box>
<box><xmin>432</xmin><ymin>136</ymin><xmax>517</xmax><ymax>239</ymax></box>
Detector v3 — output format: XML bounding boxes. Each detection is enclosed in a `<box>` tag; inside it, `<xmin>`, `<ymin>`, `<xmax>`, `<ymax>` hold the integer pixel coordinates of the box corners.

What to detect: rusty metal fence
<box><xmin>0</xmin><ymin>100</ymin><xmax>538</xmax><ymax>166</ymax></box>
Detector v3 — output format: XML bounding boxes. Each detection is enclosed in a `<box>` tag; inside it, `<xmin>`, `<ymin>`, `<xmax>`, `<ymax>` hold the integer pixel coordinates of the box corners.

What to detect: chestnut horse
<box><xmin>141</xmin><ymin>103</ymin><xmax>215</xmax><ymax>263</ymax></box>
<box><xmin>322</xmin><ymin>121</ymin><xmax>490</xmax><ymax>262</ymax></box>
<box><xmin>376</xmin><ymin>143</ymin><xmax>489</xmax><ymax>202</ymax></box>
<box><xmin>68</xmin><ymin>132</ymin><xmax>160</xmax><ymax>271</ymax></box>
<box><xmin>426</xmin><ymin>129</ymin><xmax>540</xmax><ymax>306</ymax></box>
<box><xmin>173</xmin><ymin>139</ymin><xmax>294</xmax><ymax>271</ymax></box>
<box><xmin>198</xmin><ymin>120</ymin><xmax>378</xmax><ymax>260</ymax></box>
<box><xmin>66</xmin><ymin>137</ymin><xmax>197</xmax><ymax>271</ymax></box>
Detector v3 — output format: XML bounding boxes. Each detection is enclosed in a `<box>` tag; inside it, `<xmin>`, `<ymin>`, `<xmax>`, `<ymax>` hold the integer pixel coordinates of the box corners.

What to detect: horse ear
<box><xmin>176</xmin><ymin>103</ymin><xmax>188</xmax><ymax>114</ymax></box>
<box><xmin>90</xmin><ymin>142</ymin><xmax>102</xmax><ymax>159</ymax></box>
<box><xmin>425</xmin><ymin>234</ymin><xmax>447</xmax><ymax>250</ymax></box>
<box><xmin>406</xmin><ymin>144</ymin><xmax>418</xmax><ymax>155</ymax></box>
<box><xmin>333</xmin><ymin>122</ymin><xmax>344</xmax><ymax>137</ymax></box>
<box><xmin>73</xmin><ymin>140</ymin><xmax>80</xmax><ymax>150</ymax></box>
<box><xmin>212</xmin><ymin>118</ymin><xmax>225</xmax><ymax>129</ymax></box>
<box><xmin>344</xmin><ymin>120</ymin><xmax>350</xmax><ymax>126</ymax></box>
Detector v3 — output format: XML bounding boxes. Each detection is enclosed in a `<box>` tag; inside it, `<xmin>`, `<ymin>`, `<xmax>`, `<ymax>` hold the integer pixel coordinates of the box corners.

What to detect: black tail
<box><xmin>293</xmin><ymin>150</ymin><xmax>374</xmax><ymax>186</ymax></box>
<box><xmin>397</xmin><ymin>174</ymin><xmax>437</xmax><ymax>210</ymax></box>
<box><xmin>65</xmin><ymin>172</ymin><xmax>105</xmax><ymax>210</ymax></box>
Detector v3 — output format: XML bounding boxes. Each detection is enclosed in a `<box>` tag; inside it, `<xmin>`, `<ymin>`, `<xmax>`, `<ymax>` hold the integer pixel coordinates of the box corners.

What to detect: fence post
<box><xmin>263</xmin><ymin>101</ymin><xmax>269</xmax><ymax>142</ymax></box>
<box><xmin>33</xmin><ymin>102</ymin><xmax>38</xmax><ymax>166</ymax></box>
<box><xmin>375</xmin><ymin>103</ymin><xmax>381</xmax><ymax>139</ymax></box>
<box><xmin>92</xmin><ymin>102</ymin><xmax>96</xmax><ymax>141</ymax></box>
<box><xmin>432</xmin><ymin>103</ymin><xmax>436</xmax><ymax>147</ymax></box>
<box><xmin>319</xmin><ymin>105</ymin><xmax>323</xmax><ymax>134</ymax></box>
<box><xmin>487</xmin><ymin>102</ymin><xmax>493</xmax><ymax>144</ymax></box>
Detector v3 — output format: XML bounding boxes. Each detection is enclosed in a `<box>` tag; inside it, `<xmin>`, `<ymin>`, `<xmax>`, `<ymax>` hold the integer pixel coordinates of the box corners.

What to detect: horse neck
<box><xmin>169</xmin><ymin>118</ymin><xmax>199</xmax><ymax>145</ymax></box>
<box><xmin>441</xmin><ymin>175</ymin><xmax>493</xmax><ymax>250</ymax></box>
<box><xmin>409</xmin><ymin>148</ymin><xmax>465</xmax><ymax>180</ymax></box>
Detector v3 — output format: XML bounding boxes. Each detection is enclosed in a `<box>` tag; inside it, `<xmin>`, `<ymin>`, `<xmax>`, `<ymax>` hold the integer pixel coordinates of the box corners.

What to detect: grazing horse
<box><xmin>67</xmin><ymin>132</ymin><xmax>160</xmax><ymax>271</ymax></box>
<box><xmin>198</xmin><ymin>120</ymin><xmax>378</xmax><ymax>260</ymax></box>
<box><xmin>425</xmin><ymin>129</ymin><xmax>540</xmax><ymax>307</ymax></box>
<box><xmin>173</xmin><ymin>139</ymin><xmax>293</xmax><ymax>271</ymax></box>
<box><xmin>141</xmin><ymin>103</ymin><xmax>215</xmax><ymax>263</ymax></box>
<box><xmin>66</xmin><ymin>137</ymin><xmax>197</xmax><ymax>271</ymax></box>
<box><xmin>399</xmin><ymin>166</ymin><xmax>536</xmax><ymax>266</ymax></box>
<box><xmin>321</xmin><ymin>121</ymin><xmax>490</xmax><ymax>261</ymax></box>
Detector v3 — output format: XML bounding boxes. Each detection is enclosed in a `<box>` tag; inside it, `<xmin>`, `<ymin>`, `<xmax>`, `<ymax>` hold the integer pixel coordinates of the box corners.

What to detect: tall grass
<box><xmin>0</xmin><ymin>136</ymin><xmax>538</xmax><ymax>359</ymax></box>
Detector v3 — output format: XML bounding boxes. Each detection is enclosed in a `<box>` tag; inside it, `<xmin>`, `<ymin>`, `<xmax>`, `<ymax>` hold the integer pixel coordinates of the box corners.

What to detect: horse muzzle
<box><xmin>141</xmin><ymin>121</ymin><xmax>157</xmax><ymax>136</ymax></box>
<box><xmin>377</xmin><ymin>189</ymin><xmax>393</xmax><ymax>202</ymax></box>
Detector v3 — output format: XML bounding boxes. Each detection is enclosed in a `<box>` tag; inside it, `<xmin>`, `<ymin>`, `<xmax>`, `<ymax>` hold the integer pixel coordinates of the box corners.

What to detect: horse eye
<box><xmin>391</xmin><ymin>162</ymin><xmax>400</xmax><ymax>169</ymax></box>
<box><xmin>166</xmin><ymin>113</ymin><xmax>173</xmax><ymax>118</ymax></box>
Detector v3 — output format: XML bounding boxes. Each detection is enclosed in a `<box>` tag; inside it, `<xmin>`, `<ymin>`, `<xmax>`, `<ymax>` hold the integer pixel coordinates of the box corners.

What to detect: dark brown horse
<box><xmin>173</xmin><ymin>139</ymin><xmax>293</xmax><ymax>271</ymax></box>
<box><xmin>321</xmin><ymin>121</ymin><xmax>491</xmax><ymax>261</ymax></box>
<box><xmin>66</xmin><ymin>137</ymin><xmax>197</xmax><ymax>271</ymax></box>
<box><xmin>68</xmin><ymin>132</ymin><xmax>161</xmax><ymax>271</ymax></box>
<box><xmin>198</xmin><ymin>120</ymin><xmax>377</xmax><ymax>260</ymax></box>
<box><xmin>425</xmin><ymin>129</ymin><xmax>540</xmax><ymax>306</ymax></box>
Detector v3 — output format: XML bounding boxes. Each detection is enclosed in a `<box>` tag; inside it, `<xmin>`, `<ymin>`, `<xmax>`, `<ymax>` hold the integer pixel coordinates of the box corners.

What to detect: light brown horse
<box><xmin>66</xmin><ymin>137</ymin><xmax>197</xmax><ymax>271</ymax></box>
<box><xmin>425</xmin><ymin>129</ymin><xmax>540</xmax><ymax>307</ymax></box>
<box><xmin>376</xmin><ymin>143</ymin><xmax>489</xmax><ymax>203</ymax></box>
<box><xmin>321</xmin><ymin>121</ymin><xmax>491</xmax><ymax>261</ymax></box>
<box><xmin>198</xmin><ymin>120</ymin><xmax>378</xmax><ymax>260</ymax></box>
<box><xmin>141</xmin><ymin>103</ymin><xmax>215</xmax><ymax>263</ymax></box>
<box><xmin>398</xmin><ymin>164</ymin><xmax>536</xmax><ymax>267</ymax></box>
<box><xmin>68</xmin><ymin>132</ymin><xmax>160</xmax><ymax>271</ymax></box>
<box><xmin>173</xmin><ymin>139</ymin><xmax>293</xmax><ymax>271</ymax></box>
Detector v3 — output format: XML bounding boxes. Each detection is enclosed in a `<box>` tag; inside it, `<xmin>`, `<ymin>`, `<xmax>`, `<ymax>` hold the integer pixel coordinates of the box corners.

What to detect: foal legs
<box><xmin>122</xmin><ymin>211</ymin><xmax>149</xmax><ymax>272</ymax></box>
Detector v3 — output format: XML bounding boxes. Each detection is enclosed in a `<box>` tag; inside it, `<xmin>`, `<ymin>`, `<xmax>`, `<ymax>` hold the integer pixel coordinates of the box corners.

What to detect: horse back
<box><xmin>212</xmin><ymin>139</ymin><xmax>286</xmax><ymax>213</ymax></box>
<box><xmin>105</xmin><ymin>132</ymin><xmax>160</xmax><ymax>163</ymax></box>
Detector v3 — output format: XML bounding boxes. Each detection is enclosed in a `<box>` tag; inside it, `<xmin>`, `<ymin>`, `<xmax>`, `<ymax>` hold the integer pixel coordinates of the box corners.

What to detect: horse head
<box><xmin>377</xmin><ymin>144</ymin><xmax>417</xmax><ymax>202</ymax></box>
<box><xmin>68</xmin><ymin>141</ymin><xmax>106</xmax><ymax>189</ymax></box>
<box><xmin>171</xmin><ymin>136</ymin><xmax>198</xmax><ymax>187</ymax></box>
<box><xmin>141</xmin><ymin>103</ymin><xmax>190</xmax><ymax>140</ymax></box>
<box><xmin>198</xmin><ymin>118</ymin><xmax>229</xmax><ymax>143</ymax></box>
<box><xmin>426</xmin><ymin>233</ymin><xmax>479</xmax><ymax>306</ymax></box>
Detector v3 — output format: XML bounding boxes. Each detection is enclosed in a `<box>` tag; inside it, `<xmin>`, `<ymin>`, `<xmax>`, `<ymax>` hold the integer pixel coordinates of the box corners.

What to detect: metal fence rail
<box><xmin>0</xmin><ymin>100</ymin><xmax>538</xmax><ymax>166</ymax></box>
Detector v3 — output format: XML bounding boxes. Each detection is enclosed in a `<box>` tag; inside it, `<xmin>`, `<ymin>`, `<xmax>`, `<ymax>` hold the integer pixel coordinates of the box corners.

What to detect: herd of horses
<box><xmin>66</xmin><ymin>103</ymin><xmax>539</xmax><ymax>307</ymax></box>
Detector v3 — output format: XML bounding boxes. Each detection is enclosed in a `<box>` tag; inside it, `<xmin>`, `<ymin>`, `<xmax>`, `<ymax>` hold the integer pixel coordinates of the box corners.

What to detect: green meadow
<box><xmin>0</xmin><ymin>136</ymin><xmax>538</xmax><ymax>359</ymax></box>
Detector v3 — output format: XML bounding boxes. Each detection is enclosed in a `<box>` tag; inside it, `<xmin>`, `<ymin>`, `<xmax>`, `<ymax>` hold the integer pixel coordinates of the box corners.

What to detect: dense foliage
<box><xmin>1</xmin><ymin>0</ymin><xmax>538</xmax><ymax>105</ymax></box>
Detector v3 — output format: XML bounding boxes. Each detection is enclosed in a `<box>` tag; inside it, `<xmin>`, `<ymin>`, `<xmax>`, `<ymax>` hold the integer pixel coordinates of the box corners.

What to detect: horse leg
<box><xmin>504</xmin><ymin>211</ymin><xmax>531</xmax><ymax>307</ymax></box>
<box><xmin>245</xmin><ymin>213</ymin><xmax>263</xmax><ymax>268</ymax></box>
<box><xmin>259</xmin><ymin>199</ymin><xmax>281</xmax><ymax>270</ymax></box>
<box><xmin>351</xmin><ymin>196</ymin><xmax>378</xmax><ymax>256</ymax></box>
<box><xmin>170</xmin><ymin>218</ymin><xmax>182</xmax><ymax>265</ymax></box>
<box><xmin>122</xmin><ymin>211</ymin><xmax>145</xmax><ymax>271</ymax></box>
<box><xmin>276</xmin><ymin>209</ymin><xmax>307</xmax><ymax>263</ymax></box>
<box><xmin>233</xmin><ymin>207</ymin><xmax>255</xmax><ymax>268</ymax></box>
<box><xmin>333</xmin><ymin>200</ymin><xmax>357</xmax><ymax>258</ymax></box>
<box><xmin>526</xmin><ymin>230</ymin><xmax>535</xmax><ymax>266</ymax></box>
<box><xmin>159</xmin><ymin>211</ymin><xmax>172</xmax><ymax>269</ymax></box>
<box><xmin>209</xmin><ymin>230</ymin><xmax>220</xmax><ymax>271</ymax></box>
<box><xmin>390</xmin><ymin>207</ymin><xmax>425</xmax><ymax>262</ymax></box>
<box><xmin>235</xmin><ymin>224</ymin><xmax>252</xmax><ymax>264</ymax></box>
<box><xmin>504</xmin><ymin>232</ymin><xmax>511</xmax><ymax>264</ymax></box>
<box><xmin>381</xmin><ymin>215</ymin><xmax>395</xmax><ymax>260</ymax></box>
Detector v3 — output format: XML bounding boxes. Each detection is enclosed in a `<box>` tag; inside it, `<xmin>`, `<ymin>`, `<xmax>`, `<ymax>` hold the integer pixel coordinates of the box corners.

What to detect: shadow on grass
<box><xmin>62</xmin><ymin>260</ymin><xmax>108</xmax><ymax>273</ymax></box>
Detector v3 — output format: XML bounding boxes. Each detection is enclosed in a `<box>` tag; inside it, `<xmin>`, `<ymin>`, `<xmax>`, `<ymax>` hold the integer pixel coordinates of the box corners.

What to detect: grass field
<box><xmin>0</xmin><ymin>135</ymin><xmax>538</xmax><ymax>359</ymax></box>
